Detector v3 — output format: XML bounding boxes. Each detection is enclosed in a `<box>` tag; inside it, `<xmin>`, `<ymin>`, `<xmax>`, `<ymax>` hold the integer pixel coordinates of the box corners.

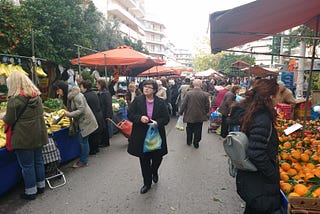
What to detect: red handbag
<box><xmin>107</xmin><ymin>119</ymin><xmax>132</xmax><ymax>138</ymax></box>
<box><xmin>4</xmin><ymin>123</ymin><xmax>13</xmax><ymax>151</ymax></box>
<box><xmin>117</xmin><ymin>120</ymin><xmax>133</xmax><ymax>139</ymax></box>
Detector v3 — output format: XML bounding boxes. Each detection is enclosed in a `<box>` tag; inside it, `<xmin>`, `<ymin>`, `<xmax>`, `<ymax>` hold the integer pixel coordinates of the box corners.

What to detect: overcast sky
<box><xmin>145</xmin><ymin>0</ymin><xmax>255</xmax><ymax>52</ymax></box>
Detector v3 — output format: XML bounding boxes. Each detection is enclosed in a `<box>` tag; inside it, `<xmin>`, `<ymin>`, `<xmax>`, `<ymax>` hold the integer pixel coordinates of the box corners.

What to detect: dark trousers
<box><xmin>101</xmin><ymin>121</ymin><xmax>110</xmax><ymax>146</ymax></box>
<box><xmin>89</xmin><ymin>130</ymin><xmax>101</xmax><ymax>153</ymax></box>
<box><xmin>139</xmin><ymin>153</ymin><xmax>163</xmax><ymax>187</ymax></box>
<box><xmin>171</xmin><ymin>102</ymin><xmax>178</xmax><ymax>116</ymax></box>
<box><xmin>221</xmin><ymin>115</ymin><xmax>229</xmax><ymax>138</ymax></box>
<box><xmin>186</xmin><ymin>122</ymin><xmax>203</xmax><ymax>144</ymax></box>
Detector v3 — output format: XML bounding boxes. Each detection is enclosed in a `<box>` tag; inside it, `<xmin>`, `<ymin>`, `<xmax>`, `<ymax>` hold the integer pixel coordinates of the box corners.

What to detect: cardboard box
<box><xmin>287</xmin><ymin>196</ymin><xmax>320</xmax><ymax>214</ymax></box>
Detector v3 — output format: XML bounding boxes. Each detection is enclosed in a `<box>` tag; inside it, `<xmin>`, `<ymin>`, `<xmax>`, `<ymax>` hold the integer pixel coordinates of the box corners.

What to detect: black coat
<box><xmin>127</xmin><ymin>95</ymin><xmax>170</xmax><ymax>157</ymax></box>
<box><xmin>236</xmin><ymin>110</ymin><xmax>281</xmax><ymax>212</ymax></box>
<box><xmin>97</xmin><ymin>89</ymin><xmax>113</xmax><ymax>119</ymax></box>
<box><xmin>83</xmin><ymin>90</ymin><xmax>105</xmax><ymax>132</ymax></box>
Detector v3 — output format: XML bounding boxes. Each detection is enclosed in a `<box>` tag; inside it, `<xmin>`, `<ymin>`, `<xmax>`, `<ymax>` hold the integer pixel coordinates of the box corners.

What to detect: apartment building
<box><xmin>174</xmin><ymin>48</ymin><xmax>193</xmax><ymax>68</ymax></box>
<box><xmin>92</xmin><ymin>0</ymin><xmax>146</xmax><ymax>42</ymax></box>
<box><xmin>142</xmin><ymin>17</ymin><xmax>166</xmax><ymax>59</ymax></box>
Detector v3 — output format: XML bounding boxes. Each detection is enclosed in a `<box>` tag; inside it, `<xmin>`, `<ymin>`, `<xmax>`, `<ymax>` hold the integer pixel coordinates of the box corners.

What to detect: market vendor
<box><xmin>53</xmin><ymin>80</ymin><xmax>69</xmax><ymax>108</ymax></box>
<box><xmin>276</xmin><ymin>81</ymin><xmax>305</xmax><ymax>105</ymax></box>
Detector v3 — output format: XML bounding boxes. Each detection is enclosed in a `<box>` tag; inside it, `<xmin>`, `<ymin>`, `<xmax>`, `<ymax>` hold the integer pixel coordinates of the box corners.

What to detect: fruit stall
<box><xmin>0</xmin><ymin>100</ymin><xmax>80</xmax><ymax>195</ymax></box>
<box><xmin>277</xmin><ymin>115</ymin><xmax>320</xmax><ymax>213</ymax></box>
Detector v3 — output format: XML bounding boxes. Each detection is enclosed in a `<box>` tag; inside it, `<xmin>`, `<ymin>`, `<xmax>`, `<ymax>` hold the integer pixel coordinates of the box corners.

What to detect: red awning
<box><xmin>244</xmin><ymin>65</ymin><xmax>278</xmax><ymax>77</ymax></box>
<box><xmin>210</xmin><ymin>0</ymin><xmax>320</xmax><ymax>54</ymax></box>
<box><xmin>230</xmin><ymin>60</ymin><xmax>250</xmax><ymax>69</ymax></box>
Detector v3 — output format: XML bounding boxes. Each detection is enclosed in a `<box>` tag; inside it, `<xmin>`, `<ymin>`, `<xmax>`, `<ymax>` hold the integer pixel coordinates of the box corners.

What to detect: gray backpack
<box><xmin>223</xmin><ymin>124</ymin><xmax>272</xmax><ymax>177</ymax></box>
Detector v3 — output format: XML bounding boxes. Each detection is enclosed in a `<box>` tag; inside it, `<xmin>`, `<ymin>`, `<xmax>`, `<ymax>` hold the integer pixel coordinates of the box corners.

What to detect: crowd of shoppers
<box><xmin>4</xmin><ymin>70</ymin><xmax>293</xmax><ymax>214</ymax></box>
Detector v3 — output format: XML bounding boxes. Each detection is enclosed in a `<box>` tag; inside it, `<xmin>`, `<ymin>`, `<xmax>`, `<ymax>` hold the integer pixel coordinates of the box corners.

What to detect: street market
<box><xmin>1</xmin><ymin>0</ymin><xmax>320</xmax><ymax>213</ymax></box>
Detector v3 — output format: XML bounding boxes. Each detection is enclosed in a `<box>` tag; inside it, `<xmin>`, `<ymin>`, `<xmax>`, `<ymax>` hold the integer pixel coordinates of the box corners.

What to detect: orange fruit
<box><xmin>287</xmin><ymin>168</ymin><xmax>298</xmax><ymax>176</ymax></box>
<box><xmin>280</xmin><ymin>172</ymin><xmax>289</xmax><ymax>182</ymax></box>
<box><xmin>283</xmin><ymin>142</ymin><xmax>292</xmax><ymax>149</ymax></box>
<box><xmin>312</xmin><ymin>187</ymin><xmax>320</xmax><ymax>197</ymax></box>
<box><xmin>306</xmin><ymin>163</ymin><xmax>316</xmax><ymax>170</ymax></box>
<box><xmin>294</xmin><ymin>184</ymin><xmax>309</xmax><ymax>196</ymax></box>
<box><xmin>280</xmin><ymin>182</ymin><xmax>292</xmax><ymax>193</ymax></box>
<box><xmin>288</xmin><ymin>192</ymin><xmax>300</xmax><ymax>197</ymax></box>
<box><xmin>300</xmin><ymin>153</ymin><xmax>310</xmax><ymax>162</ymax></box>
<box><xmin>305</xmin><ymin>172</ymin><xmax>315</xmax><ymax>181</ymax></box>
<box><xmin>281</xmin><ymin>162</ymin><xmax>291</xmax><ymax>171</ymax></box>
<box><xmin>292</xmin><ymin>162</ymin><xmax>302</xmax><ymax>171</ymax></box>
<box><xmin>312</xmin><ymin>169</ymin><xmax>320</xmax><ymax>177</ymax></box>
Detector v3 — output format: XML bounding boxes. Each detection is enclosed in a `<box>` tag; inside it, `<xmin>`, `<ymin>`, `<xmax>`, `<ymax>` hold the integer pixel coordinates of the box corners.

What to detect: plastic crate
<box><xmin>311</xmin><ymin>105</ymin><xmax>320</xmax><ymax>120</ymax></box>
<box><xmin>297</xmin><ymin>101</ymin><xmax>312</xmax><ymax>109</ymax></box>
<box><xmin>276</xmin><ymin>103</ymin><xmax>292</xmax><ymax>120</ymax></box>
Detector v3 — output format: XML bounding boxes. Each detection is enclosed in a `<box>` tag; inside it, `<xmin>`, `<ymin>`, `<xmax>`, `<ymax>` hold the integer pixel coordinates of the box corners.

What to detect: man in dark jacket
<box><xmin>168</xmin><ymin>79</ymin><xmax>179</xmax><ymax>116</ymax></box>
<box><xmin>179</xmin><ymin>79</ymin><xmax>210</xmax><ymax>148</ymax></box>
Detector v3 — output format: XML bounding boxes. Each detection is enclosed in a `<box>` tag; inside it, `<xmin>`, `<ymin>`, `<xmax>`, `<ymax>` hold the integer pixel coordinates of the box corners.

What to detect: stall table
<box><xmin>0</xmin><ymin>127</ymin><xmax>80</xmax><ymax>195</ymax></box>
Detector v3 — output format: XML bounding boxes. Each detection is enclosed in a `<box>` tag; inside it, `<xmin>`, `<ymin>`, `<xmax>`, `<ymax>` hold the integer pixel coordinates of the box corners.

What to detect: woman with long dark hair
<box><xmin>231</xmin><ymin>79</ymin><xmax>281</xmax><ymax>213</ymax></box>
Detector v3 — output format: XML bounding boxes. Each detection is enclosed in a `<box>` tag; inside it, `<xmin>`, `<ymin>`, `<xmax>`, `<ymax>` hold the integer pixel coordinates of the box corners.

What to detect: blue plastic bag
<box><xmin>143</xmin><ymin>124</ymin><xmax>162</xmax><ymax>153</ymax></box>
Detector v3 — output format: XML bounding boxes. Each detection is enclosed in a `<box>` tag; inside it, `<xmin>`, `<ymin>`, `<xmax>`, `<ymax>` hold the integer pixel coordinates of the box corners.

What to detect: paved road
<box><xmin>0</xmin><ymin>117</ymin><xmax>244</xmax><ymax>214</ymax></box>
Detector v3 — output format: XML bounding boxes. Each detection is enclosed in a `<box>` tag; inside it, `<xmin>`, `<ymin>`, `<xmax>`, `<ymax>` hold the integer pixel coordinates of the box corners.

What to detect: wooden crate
<box><xmin>287</xmin><ymin>196</ymin><xmax>320</xmax><ymax>214</ymax></box>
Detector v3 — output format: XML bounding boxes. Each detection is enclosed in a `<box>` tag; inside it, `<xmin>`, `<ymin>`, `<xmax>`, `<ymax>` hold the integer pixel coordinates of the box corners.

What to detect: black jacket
<box><xmin>97</xmin><ymin>89</ymin><xmax>113</xmax><ymax>119</ymax></box>
<box><xmin>127</xmin><ymin>95</ymin><xmax>170</xmax><ymax>157</ymax></box>
<box><xmin>236</xmin><ymin>110</ymin><xmax>281</xmax><ymax>212</ymax></box>
<box><xmin>83</xmin><ymin>90</ymin><xmax>105</xmax><ymax>132</ymax></box>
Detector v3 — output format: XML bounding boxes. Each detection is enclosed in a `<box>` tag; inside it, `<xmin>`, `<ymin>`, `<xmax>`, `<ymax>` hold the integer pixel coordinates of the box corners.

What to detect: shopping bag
<box><xmin>175</xmin><ymin>115</ymin><xmax>184</xmax><ymax>131</ymax></box>
<box><xmin>143</xmin><ymin>124</ymin><xmax>162</xmax><ymax>153</ymax></box>
<box><xmin>4</xmin><ymin>123</ymin><xmax>13</xmax><ymax>152</ymax></box>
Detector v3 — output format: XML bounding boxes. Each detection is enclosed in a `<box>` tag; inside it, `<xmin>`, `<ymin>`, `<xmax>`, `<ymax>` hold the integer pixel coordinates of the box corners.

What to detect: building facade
<box><xmin>142</xmin><ymin>17</ymin><xmax>166</xmax><ymax>59</ymax></box>
<box><xmin>173</xmin><ymin>48</ymin><xmax>193</xmax><ymax>68</ymax></box>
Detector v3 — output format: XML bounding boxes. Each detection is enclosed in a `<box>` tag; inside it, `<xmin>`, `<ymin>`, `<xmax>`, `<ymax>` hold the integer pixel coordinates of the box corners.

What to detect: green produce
<box><xmin>43</xmin><ymin>98</ymin><xmax>62</xmax><ymax>111</ymax></box>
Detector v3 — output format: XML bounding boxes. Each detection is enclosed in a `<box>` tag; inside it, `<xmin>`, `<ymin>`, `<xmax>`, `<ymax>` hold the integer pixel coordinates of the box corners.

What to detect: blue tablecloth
<box><xmin>0</xmin><ymin>127</ymin><xmax>80</xmax><ymax>195</ymax></box>
<box><xmin>0</xmin><ymin>148</ymin><xmax>21</xmax><ymax>196</ymax></box>
<box><xmin>51</xmin><ymin>127</ymin><xmax>80</xmax><ymax>163</ymax></box>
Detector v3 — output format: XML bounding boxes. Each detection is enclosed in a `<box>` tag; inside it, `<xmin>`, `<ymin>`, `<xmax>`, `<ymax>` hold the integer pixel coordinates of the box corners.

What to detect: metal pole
<box><xmin>31</xmin><ymin>29</ymin><xmax>36</xmax><ymax>84</ymax></box>
<box><xmin>77</xmin><ymin>46</ymin><xmax>81</xmax><ymax>74</ymax></box>
<box><xmin>104</xmin><ymin>53</ymin><xmax>107</xmax><ymax>78</ymax></box>
<box><xmin>302</xmin><ymin>16</ymin><xmax>319</xmax><ymax>134</ymax></box>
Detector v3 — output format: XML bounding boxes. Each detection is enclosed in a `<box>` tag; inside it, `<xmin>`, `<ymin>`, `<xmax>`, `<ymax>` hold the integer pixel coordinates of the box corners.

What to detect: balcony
<box><xmin>117</xmin><ymin>0</ymin><xmax>136</xmax><ymax>8</ymax></box>
<box><xmin>146</xmin><ymin>39</ymin><xmax>165</xmax><ymax>46</ymax></box>
<box><xmin>108</xmin><ymin>3</ymin><xmax>145</xmax><ymax>35</ymax></box>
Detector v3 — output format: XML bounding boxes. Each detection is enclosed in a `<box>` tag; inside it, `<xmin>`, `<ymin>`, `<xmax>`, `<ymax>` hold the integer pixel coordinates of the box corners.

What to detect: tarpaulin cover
<box><xmin>210</xmin><ymin>0</ymin><xmax>320</xmax><ymax>53</ymax></box>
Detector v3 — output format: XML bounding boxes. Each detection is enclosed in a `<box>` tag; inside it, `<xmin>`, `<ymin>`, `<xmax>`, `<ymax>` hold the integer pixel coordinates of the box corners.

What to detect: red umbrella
<box><xmin>70</xmin><ymin>46</ymin><xmax>165</xmax><ymax>76</ymax></box>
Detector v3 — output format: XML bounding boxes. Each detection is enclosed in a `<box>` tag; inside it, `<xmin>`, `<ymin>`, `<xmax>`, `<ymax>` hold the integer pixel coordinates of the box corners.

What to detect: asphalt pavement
<box><xmin>0</xmin><ymin>117</ymin><xmax>244</xmax><ymax>214</ymax></box>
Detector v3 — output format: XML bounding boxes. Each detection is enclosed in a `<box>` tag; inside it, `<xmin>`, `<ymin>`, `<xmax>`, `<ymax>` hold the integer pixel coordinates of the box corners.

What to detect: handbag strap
<box><xmin>12</xmin><ymin>98</ymin><xmax>29</xmax><ymax>128</ymax></box>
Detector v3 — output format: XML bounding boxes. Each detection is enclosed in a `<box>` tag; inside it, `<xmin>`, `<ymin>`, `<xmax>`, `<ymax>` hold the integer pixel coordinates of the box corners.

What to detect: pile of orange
<box><xmin>277</xmin><ymin>118</ymin><xmax>320</xmax><ymax>197</ymax></box>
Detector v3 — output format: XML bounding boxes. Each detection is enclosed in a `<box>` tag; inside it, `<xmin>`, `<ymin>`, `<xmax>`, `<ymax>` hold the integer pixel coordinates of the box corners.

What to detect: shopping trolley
<box><xmin>42</xmin><ymin>136</ymin><xmax>66</xmax><ymax>189</ymax></box>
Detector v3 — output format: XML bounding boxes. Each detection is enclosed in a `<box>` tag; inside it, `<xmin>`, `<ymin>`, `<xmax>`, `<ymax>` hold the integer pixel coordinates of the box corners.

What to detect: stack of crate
<box><xmin>295</xmin><ymin>101</ymin><xmax>312</xmax><ymax>120</ymax></box>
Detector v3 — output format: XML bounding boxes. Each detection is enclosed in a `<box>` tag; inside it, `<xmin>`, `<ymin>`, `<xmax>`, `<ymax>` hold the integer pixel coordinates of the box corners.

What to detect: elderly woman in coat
<box><xmin>64</xmin><ymin>86</ymin><xmax>98</xmax><ymax>168</ymax></box>
<box><xmin>127</xmin><ymin>79</ymin><xmax>170</xmax><ymax>194</ymax></box>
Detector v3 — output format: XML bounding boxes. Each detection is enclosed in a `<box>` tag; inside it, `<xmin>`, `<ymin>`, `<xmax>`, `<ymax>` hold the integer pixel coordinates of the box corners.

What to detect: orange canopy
<box><xmin>70</xmin><ymin>46</ymin><xmax>165</xmax><ymax>76</ymax></box>
<box><xmin>138</xmin><ymin>65</ymin><xmax>193</xmax><ymax>77</ymax></box>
